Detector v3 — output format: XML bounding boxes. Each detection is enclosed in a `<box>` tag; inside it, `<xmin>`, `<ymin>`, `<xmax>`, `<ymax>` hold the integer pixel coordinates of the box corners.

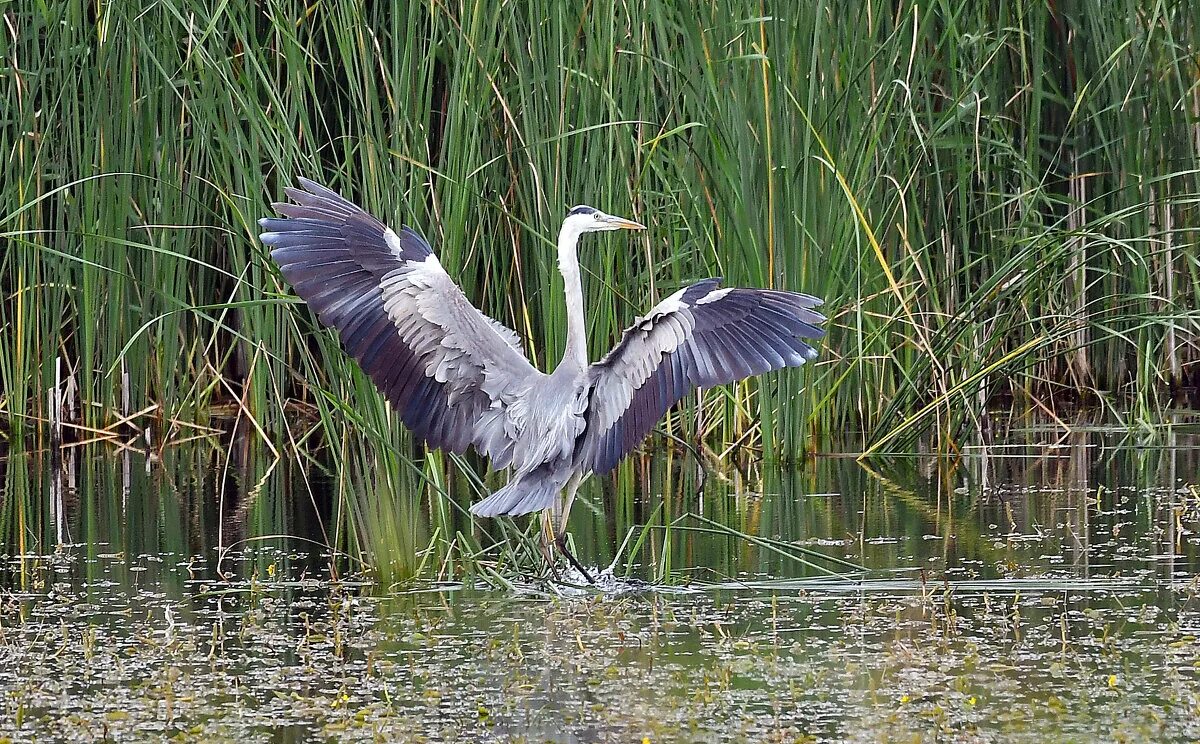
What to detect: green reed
<box><xmin>1</xmin><ymin>0</ymin><xmax>1197</xmax><ymax>574</ymax></box>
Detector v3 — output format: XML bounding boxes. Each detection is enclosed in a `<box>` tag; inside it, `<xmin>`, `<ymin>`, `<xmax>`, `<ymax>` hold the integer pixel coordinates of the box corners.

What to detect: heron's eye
<box><xmin>594</xmin><ymin>213</ymin><xmax>603</xmax><ymax>221</ymax></box>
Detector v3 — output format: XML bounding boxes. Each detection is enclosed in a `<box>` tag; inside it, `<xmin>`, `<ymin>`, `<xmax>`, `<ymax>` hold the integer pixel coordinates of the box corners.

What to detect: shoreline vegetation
<box><xmin>2</xmin><ymin>2</ymin><xmax>1198</xmax><ymax>573</ymax></box>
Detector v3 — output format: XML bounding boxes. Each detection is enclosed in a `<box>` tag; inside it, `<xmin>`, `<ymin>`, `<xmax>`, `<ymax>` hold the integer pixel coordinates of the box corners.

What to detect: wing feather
<box><xmin>580</xmin><ymin>279</ymin><xmax>825</xmax><ymax>474</ymax></box>
<box><xmin>262</xmin><ymin>178</ymin><xmax>539</xmax><ymax>464</ymax></box>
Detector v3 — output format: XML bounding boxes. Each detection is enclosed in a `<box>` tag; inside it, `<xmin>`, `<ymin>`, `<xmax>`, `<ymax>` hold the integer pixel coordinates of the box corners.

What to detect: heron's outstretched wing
<box><xmin>579</xmin><ymin>279</ymin><xmax>825</xmax><ymax>474</ymax></box>
<box><xmin>261</xmin><ymin>178</ymin><xmax>539</xmax><ymax>463</ymax></box>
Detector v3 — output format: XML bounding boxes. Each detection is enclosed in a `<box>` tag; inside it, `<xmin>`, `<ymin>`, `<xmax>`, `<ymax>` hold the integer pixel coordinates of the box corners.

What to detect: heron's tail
<box><xmin>470</xmin><ymin>468</ymin><xmax>565</xmax><ymax>517</ymax></box>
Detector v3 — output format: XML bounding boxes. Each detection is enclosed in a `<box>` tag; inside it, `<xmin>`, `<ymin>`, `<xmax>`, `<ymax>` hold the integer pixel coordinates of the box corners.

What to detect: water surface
<box><xmin>1</xmin><ymin>418</ymin><xmax>1198</xmax><ymax>741</ymax></box>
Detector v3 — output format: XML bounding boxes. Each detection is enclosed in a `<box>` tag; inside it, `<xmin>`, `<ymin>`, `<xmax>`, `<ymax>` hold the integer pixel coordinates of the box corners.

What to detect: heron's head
<box><xmin>563</xmin><ymin>205</ymin><xmax>645</xmax><ymax>234</ymax></box>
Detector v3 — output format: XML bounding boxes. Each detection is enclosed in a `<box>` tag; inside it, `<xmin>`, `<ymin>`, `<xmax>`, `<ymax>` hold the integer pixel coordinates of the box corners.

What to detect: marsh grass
<box><xmin>1</xmin><ymin>1</ymin><xmax>1197</xmax><ymax>574</ymax></box>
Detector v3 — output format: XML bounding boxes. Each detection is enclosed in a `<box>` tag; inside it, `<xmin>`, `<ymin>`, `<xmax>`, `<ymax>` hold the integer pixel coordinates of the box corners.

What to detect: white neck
<box><xmin>555</xmin><ymin>223</ymin><xmax>588</xmax><ymax>373</ymax></box>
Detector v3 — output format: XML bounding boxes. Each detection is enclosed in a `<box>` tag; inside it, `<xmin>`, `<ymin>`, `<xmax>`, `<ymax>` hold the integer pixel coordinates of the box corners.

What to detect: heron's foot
<box><xmin>554</xmin><ymin>533</ymin><xmax>595</xmax><ymax>585</ymax></box>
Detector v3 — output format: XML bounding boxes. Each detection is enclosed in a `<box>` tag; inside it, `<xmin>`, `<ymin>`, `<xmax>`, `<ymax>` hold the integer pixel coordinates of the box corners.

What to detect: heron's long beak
<box><xmin>604</xmin><ymin>214</ymin><xmax>646</xmax><ymax>230</ymax></box>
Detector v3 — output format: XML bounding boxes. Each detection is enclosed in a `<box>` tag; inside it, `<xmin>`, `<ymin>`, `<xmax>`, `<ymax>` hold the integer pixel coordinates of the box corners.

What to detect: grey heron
<box><xmin>261</xmin><ymin>178</ymin><xmax>825</xmax><ymax>580</ymax></box>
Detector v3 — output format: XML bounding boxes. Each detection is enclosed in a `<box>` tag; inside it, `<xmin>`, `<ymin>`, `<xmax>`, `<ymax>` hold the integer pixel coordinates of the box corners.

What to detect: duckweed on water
<box><xmin>1</xmin><ymin>547</ymin><xmax>1199</xmax><ymax>742</ymax></box>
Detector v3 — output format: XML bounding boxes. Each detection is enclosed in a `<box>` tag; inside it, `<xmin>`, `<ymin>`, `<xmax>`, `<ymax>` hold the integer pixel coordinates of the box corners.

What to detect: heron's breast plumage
<box><xmin>501</xmin><ymin>375</ymin><xmax>588</xmax><ymax>473</ymax></box>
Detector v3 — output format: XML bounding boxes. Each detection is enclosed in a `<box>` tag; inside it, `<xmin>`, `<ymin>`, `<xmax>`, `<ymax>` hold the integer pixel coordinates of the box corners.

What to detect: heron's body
<box><xmin>261</xmin><ymin>179</ymin><xmax>825</xmax><ymax>574</ymax></box>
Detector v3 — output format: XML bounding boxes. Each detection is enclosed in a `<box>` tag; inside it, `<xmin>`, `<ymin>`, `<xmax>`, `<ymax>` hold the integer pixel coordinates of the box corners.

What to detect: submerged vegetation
<box><xmin>1</xmin><ymin>2</ymin><xmax>1199</xmax><ymax>569</ymax></box>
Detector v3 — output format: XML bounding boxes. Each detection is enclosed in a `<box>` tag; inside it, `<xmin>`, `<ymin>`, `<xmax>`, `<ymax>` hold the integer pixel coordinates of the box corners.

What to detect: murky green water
<box><xmin>2</xmin><ymin>419</ymin><xmax>1199</xmax><ymax>742</ymax></box>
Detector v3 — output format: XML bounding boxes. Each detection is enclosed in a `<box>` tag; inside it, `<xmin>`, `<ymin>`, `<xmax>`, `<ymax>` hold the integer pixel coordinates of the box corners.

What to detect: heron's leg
<box><xmin>555</xmin><ymin>534</ymin><xmax>594</xmax><ymax>584</ymax></box>
<box><xmin>538</xmin><ymin>510</ymin><xmax>560</xmax><ymax>580</ymax></box>
<box><xmin>557</xmin><ymin>471</ymin><xmax>586</xmax><ymax>537</ymax></box>
<box><xmin>552</xmin><ymin>472</ymin><xmax>594</xmax><ymax>584</ymax></box>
